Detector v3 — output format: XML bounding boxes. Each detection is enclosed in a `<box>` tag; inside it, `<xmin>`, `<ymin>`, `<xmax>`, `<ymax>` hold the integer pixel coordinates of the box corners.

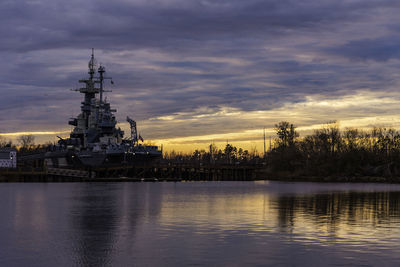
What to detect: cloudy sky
<box><xmin>1</xmin><ymin>0</ymin><xmax>400</xmax><ymax>152</ymax></box>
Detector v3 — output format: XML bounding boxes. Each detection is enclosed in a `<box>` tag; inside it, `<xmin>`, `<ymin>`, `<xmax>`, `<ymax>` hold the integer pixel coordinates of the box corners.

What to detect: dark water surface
<box><xmin>1</xmin><ymin>181</ymin><xmax>400</xmax><ymax>266</ymax></box>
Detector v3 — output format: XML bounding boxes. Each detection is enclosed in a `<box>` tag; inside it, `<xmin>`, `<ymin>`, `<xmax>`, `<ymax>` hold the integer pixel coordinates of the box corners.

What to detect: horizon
<box><xmin>2</xmin><ymin>120</ymin><xmax>400</xmax><ymax>154</ymax></box>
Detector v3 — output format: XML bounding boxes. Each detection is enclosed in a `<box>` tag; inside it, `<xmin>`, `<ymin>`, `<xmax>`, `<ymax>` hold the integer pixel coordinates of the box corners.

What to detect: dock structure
<box><xmin>47</xmin><ymin>167</ymin><xmax>91</xmax><ymax>179</ymax></box>
<box><xmin>94</xmin><ymin>163</ymin><xmax>259</xmax><ymax>181</ymax></box>
<box><xmin>0</xmin><ymin>163</ymin><xmax>261</xmax><ymax>182</ymax></box>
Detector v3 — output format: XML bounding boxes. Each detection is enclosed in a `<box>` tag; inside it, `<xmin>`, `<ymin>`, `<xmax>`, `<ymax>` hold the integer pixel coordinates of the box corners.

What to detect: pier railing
<box><xmin>0</xmin><ymin>162</ymin><xmax>263</xmax><ymax>182</ymax></box>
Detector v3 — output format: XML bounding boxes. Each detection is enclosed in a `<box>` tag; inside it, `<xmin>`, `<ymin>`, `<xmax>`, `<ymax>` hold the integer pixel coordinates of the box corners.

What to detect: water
<box><xmin>1</xmin><ymin>181</ymin><xmax>400</xmax><ymax>266</ymax></box>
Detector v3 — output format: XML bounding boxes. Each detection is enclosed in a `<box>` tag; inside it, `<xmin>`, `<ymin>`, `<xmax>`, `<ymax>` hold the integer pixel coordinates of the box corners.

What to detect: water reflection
<box><xmin>2</xmin><ymin>182</ymin><xmax>400</xmax><ymax>266</ymax></box>
<box><xmin>275</xmin><ymin>190</ymin><xmax>400</xmax><ymax>251</ymax></box>
<box><xmin>69</xmin><ymin>183</ymin><xmax>123</xmax><ymax>266</ymax></box>
<box><xmin>151</xmin><ymin>182</ymin><xmax>400</xmax><ymax>265</ymax></box>
<box><xmin>276</xmin><ymin>191</ymin><xmax>400</xmax><ymax>228</ymax></box>
<box><xmin>68</xmin><ymin>183</ymin><xmax>164</xmax><ymax>266</ymax></box>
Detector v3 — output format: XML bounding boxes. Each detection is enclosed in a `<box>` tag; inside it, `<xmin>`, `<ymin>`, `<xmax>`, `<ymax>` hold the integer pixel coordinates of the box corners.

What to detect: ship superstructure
<box><xmin>46</xmin><ymin>50</ymin><xmax>161</xmax><ymax>168</ymax></box>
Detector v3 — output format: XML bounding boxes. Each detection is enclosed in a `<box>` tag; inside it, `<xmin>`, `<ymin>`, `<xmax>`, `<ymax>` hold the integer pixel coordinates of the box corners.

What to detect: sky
<box><xmin>1</xmin><ymin>0</ymin><xmax>400</xmax><ymax>152</ymax></box>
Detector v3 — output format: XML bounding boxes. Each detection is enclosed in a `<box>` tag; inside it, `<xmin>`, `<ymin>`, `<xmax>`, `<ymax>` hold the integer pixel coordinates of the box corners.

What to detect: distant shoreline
<box><xmin>1</xmin><ymin>169</ymin><xmax>399</xmax><ymax>183</ymax></box>
<box><xmin>264</xmin><ymin>175</ymin><xmax>399</xmax><ymax>183</ymax></box>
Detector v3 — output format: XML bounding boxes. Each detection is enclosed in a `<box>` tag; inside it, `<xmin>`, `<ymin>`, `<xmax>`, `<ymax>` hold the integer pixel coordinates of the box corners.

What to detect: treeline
<box><xmin>268</xmin><ymin>121</ymin><xmax>400</xmax><ymax>177</ymax></box>
<box><xmin>164</xmin><ymin>143</ymin><xmax>263</xmax><ymax>165</ymax></box>
<box><xmin>164</xmin><ymin>120</ymin><xmax>400</xmax><ymax>178</ymax></box>
<box><xmin>6</xmin><ymin>121</ymin><xmax>400</xmax><ymax>178</ymax></box>
<box><xmin>0</xmin><ymin>135</ymin><xmax>54</xmax><ymax>153</ymax></box>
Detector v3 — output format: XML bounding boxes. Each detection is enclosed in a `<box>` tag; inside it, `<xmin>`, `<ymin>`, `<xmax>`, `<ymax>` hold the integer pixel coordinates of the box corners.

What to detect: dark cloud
<box><xmin>326</xmin><ymin>36</ymin><xmax>400</xmax><ymax>62</ymax></box>
<box><xmin>1</xmin><ymin>0</ymin><xmax>400</xmax><ymax>142</ymax></box>
<box><xmin>0</xmin><ymin>0</ymin><xmax>396</xmax><ymax>52</ymax></box>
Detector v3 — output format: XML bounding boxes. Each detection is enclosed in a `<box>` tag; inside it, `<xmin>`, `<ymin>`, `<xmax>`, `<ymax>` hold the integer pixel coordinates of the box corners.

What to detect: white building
<box><xmin>0</xmin><ymin>148</ymin><xmax>17</xmax><ymax>168</ymax></box>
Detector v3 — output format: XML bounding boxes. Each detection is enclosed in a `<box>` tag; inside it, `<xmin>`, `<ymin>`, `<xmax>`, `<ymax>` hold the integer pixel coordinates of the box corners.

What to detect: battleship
<box><xmin>45</xmin><ymin>50</ymin><xmax>162</xmax><ymax>168</ymax></box>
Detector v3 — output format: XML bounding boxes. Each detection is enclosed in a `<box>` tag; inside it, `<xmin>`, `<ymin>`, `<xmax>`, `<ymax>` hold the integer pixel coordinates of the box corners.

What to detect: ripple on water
<box><xmin>1</xmin><ymin>181</ymin><xmax>400</xmax><ymax>266</ymax></box>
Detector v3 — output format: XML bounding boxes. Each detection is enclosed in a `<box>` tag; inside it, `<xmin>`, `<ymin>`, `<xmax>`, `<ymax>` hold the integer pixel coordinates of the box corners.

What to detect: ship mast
<box><xmin>98</xmin><ymin>65</ymin><xmax>105</xmax><ymax>106</ymax></box>
<box><xmin>89</xmin><ymin>48</ymin><xmax>96</xmax><ymax>79</ymax></box>
<box><xmin>68</xmin><ymin>49</ymin><xmax>119</xmax><ymax>148</ymax></box>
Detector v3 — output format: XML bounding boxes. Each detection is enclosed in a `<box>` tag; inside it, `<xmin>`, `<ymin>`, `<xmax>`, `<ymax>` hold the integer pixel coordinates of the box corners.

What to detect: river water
<box><xmin>1</xmin><ymin>181</ymin><xmax>400</xmax><ymax>266</ymax></box>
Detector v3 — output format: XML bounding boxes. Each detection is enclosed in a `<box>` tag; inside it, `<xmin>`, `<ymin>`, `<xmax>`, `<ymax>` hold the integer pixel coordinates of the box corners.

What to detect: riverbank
<box><xmin>1</xmin><ymin>167</ymin><xmax>399</xmax><ymax>183</ymax></box>
<box><xmin>256</xmin><ymin>168</ymin><xmax>400</xmax><ymax>183</ymax></box>
<box><xmin>0</xmin><ymin>163</ymin><xmax>258</xmax><ymax>182</ymax></box>
<box><xmin>265</xmin><ymin>175</ymin><xmax>398</xmax><ymax>183</ymax></box>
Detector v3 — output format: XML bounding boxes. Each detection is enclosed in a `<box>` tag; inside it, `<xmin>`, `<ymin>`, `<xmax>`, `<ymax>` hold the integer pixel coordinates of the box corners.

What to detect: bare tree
<box><xmin>0</xmin><ymin>136</ymin><xmax>13</xmax><ymax>148</ymax></box>
<box><xmin>17</xmin><ymin>135</ymin><xmax>35</xmax><ymax>150</ymax></box>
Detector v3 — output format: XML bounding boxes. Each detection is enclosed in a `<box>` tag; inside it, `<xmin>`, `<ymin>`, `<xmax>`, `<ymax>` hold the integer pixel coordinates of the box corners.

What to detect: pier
<box><xmin>0</xmin><ymin>163</ymin><xmax>262</xmax><ymax>182</ymax></box>
<box><xmin>94</xmin><ymin>163</ymin><xmax>259</xmax><ymax>181</ymax></box>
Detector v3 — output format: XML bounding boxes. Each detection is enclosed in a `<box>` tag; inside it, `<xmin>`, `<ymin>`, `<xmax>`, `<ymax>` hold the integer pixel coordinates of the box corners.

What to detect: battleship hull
<box><xmin>45</xmin><ymin>150</ymin><xmax>161</xmax><ymax>169</ymax></box>
<box><xmin>77</xmin><ymin>152</ymin><xmax>107</xmax><ymax>167</ymax></box>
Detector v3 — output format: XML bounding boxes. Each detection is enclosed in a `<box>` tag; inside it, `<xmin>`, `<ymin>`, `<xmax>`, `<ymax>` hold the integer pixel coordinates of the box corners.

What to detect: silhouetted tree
<box><xmin>224</xmin><ymin>143</ymin><xmax>237</xmax><ymax>163</ymax></box>
<box><xmin>275</xmin><ymin>121</ymin><xmax>299</xmax><ymax>148</ymax></box>
<box><xmin>0</xmin><ymin>136</ymin><xmax>13</xmax><ymax>148</ymax></box>
<box><xmin>17</xmin><ymin>135</ymin><xmax>35</xmax><ymax>151</ymax></box>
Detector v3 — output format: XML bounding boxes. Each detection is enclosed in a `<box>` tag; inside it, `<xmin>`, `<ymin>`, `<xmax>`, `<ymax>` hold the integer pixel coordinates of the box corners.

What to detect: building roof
<box><xmin>0</xmin><ymin>147</ymin><xmax>16</xmax><ymax>152</ymax></box>
<box><xmin>0</xmin><ymin>148</ymin><xmax>16</xmax><ymax>159</ymax></box>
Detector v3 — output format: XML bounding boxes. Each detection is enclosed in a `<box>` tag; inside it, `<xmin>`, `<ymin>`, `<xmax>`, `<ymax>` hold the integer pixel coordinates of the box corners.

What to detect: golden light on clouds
<box><xmin>2</xmin><ymin>90</ymin><xmax>400</xmax><ymax>153</ymax></box>
<box><xmin>146</xmin><ymin>90</ymin><xmax>400</xmax><ymax>152</ymax></box>
<box><xmin>0</xmin><ymin>131</ymin><xmax>70</xmax><ymax>137</ymax></box>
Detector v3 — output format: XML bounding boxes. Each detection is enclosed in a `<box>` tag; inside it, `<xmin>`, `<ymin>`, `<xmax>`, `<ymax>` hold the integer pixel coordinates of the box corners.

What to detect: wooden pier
<box><xmin>94</xmin><ymin>163</ymin><xmax>259</xmax><ymax>181</ymax></box>
<box><xmin>0</xmin><ymin>163</ymin><xmax>262</xmax><ymax>182</ymax></box>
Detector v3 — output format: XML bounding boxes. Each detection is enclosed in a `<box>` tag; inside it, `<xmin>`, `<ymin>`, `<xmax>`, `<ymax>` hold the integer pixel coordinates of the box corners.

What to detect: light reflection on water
<box><xmin>1</xmin><ymin>181</ymin><xmax>400</xmax><ymax>266</ymax></box>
